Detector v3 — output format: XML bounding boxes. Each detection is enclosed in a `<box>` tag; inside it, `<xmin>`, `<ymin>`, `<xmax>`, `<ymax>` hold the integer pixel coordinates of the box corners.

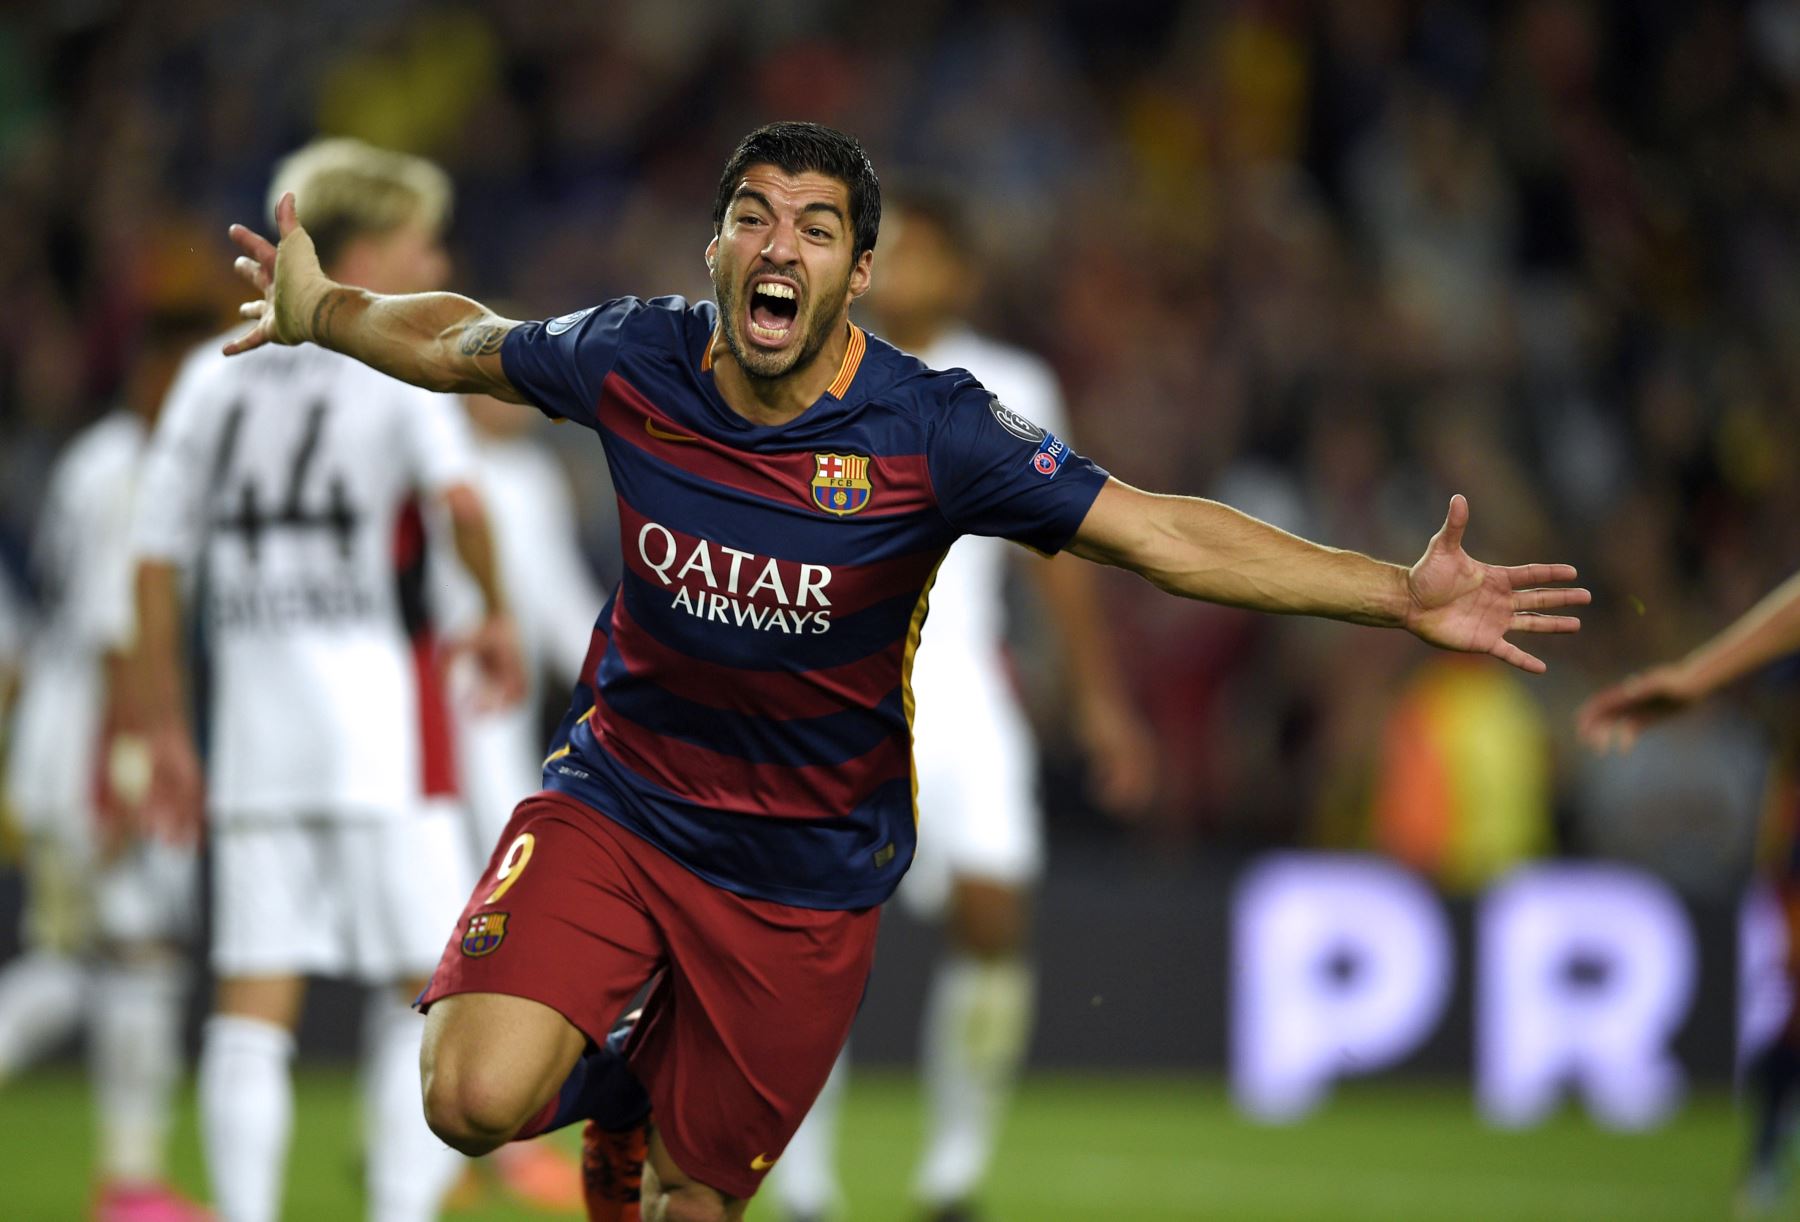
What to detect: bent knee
<box><xmin>421</xmin><ymin>1066</ymin><xmax>537</xmax><ymax>1156</ymax></box>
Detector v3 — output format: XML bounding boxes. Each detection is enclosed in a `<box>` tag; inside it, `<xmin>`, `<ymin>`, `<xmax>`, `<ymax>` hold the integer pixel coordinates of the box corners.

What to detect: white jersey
<box><xmin>133</xmin><ymin>342</ymin><xmax>478</xmax><ymax>820</ymax></box>
<box><xmin>909</xmin><ymin>327</ymin><xmax>1070</xmax><ymax>703</ymax></box>
<box><xmin>5</xmin><ymin>412</ymin><xmax>146</xmax><ymax>829</ymax></box>
<box><xmin>438</xmin><ymin>431</ymin><xmax>603</xmax><ymax>845</ymax></box>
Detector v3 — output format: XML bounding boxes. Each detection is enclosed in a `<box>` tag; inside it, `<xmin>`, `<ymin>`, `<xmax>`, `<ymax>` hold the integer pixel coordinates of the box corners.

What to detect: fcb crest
<box><xmin>811</xmin><ymin>452</ymin><xmax>873</xmax><ymax>516</ymax></box>
<box><xmin>461</xmin><ymin>912</ymin><xmax>510</xmax><ymax>957</ymax></box>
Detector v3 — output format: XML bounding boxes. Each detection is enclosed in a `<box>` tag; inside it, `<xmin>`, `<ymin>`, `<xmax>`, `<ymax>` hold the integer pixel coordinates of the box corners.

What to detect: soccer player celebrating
<box><xmin>769</xmin><ymin>185</ymin><xmax>1155</xmax><ymax>1222</ymax></box>
<box><xmin>1579</xmin><ymin>572</ymin><xmax>1800</xmax><ymax>1215</ymax></box>
<box><xmin>224</xmin><ymin>122</ymin><xmax>1587</xmax><ymax>1222</ymax></box>
<box><xmin>132</xmin><ymin>139</ymin><xmax>524</xmax><ymax>1222</ymax></box>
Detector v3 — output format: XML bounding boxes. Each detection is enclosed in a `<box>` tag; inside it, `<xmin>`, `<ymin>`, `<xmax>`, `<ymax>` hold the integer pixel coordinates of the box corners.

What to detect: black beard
<box><xmin>714</xmin><ymin>269</ymin><xmax>846</xmax><ymax>383</ymax></box>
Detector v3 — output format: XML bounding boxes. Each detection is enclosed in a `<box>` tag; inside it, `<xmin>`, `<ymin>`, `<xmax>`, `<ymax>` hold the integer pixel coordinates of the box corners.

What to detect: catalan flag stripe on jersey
<box><xmin>501</xmin><ymin>297</ymin><xmax>1108</xmax><ymax>908</ymax></box>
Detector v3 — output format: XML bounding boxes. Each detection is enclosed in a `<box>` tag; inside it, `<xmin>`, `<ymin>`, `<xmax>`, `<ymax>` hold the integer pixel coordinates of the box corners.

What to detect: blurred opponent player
<box><xmin>130</xmin><ymin>138</ymin><xmax>523</xmax><ymax>1222</ymax></box>
<box><xmin>0</xmin><ymin>300</ymin><xmax>218</xmax><ymax>1222</ymax></box>
<box><xmin>438</xmin><ymin>392</ymin><xmax>604</xmax><ymax>1213</ymax></box>
<box><xmin>1579</xmin><ymin>572</ymin><xmax>1800</xmax><ymax>1217</ymax></box>
<box><xmin>447</xmin><ymin>394</ymin><xmax>606</xmax><ymax>853</ymax></box>
<box><xmin>770</xmin><ymin>188</ymin><xmax>1155</xmax><ymax>1222</ymax></box>
<box><xmin>224</xmin><ymin>121</ymin><xmax>1587</xmax><ymax>1222</ymax></box>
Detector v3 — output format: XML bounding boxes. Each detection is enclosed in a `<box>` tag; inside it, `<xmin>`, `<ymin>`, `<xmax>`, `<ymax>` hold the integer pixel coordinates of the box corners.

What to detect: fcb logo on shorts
<box><xmin>461</xmin><ymin>912</ymin><xmax>510</xmax><ymax>957</ymax></box>
<box><xmin>810</xmin><ymin>452</ymin><xmax>872</xmax><ymax>516</ymax></box>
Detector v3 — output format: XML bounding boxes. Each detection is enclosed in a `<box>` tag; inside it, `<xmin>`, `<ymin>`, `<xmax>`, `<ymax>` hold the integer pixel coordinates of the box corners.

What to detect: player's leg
<box><xmin>608</xmin><ymin>813</ymin><xmax>880</xmax><ymax>1221</ymax></box>
<box><xmin>0</xmin><ymin>831</ymin><xmax>90</xmax><ymax>1084</ymax></box>
<box><xmin>765</xmin><ymin>1049</ymin><xmax>849</xmax><ymax>1222</ymax></box>
<box><xmin>641</xmin><ymin>1127</ymin><xmax>746</xmax><ymax>1222</ymax></box>
<box><xmin>417</xmin><ymin>795</ymin><xmax>660</xmax><ymax>1159</ymax></box>
<box><xmin>199</xmin><ymin>974</ymin><xmax>304</xmax><ymax>1222</ymax></box>
<box><xmin>914</xmin><ymin>877</ymin><xmax>1035</xmax><ymax>1217</ymax></box>
<box><xmin>199</xmin><ymin>821</ymin><xmax>322</xmax><ymax>1222</ymax></box>
<box><xmin>88</xmin><ymin>838</ymin><xmax>206</xmax><ymax>1216</ymax></box>
<box><xmin>349</xmin><ymin>803</ymin><xmax>482</xmax><ymax>1222</ymax></box>
<box><xmin>907</xmin><ymin>711</ymin><xmax>1041</xmax><ymax>1218</ymax></box>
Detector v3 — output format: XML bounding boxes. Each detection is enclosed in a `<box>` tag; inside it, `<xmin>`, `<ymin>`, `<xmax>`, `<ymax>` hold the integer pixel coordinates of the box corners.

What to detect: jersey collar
<box><xmin>700</xmin><ymin>323</ymin><xmax>868</xmax><ymax>402</ymax></box>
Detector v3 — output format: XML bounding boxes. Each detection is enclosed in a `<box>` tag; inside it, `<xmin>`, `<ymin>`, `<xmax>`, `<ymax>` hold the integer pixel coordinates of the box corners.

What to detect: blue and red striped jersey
<box><xmin>502</xmin><ymin>296</ymin><xmax>1109</xmax><ymax>908</ymax></box>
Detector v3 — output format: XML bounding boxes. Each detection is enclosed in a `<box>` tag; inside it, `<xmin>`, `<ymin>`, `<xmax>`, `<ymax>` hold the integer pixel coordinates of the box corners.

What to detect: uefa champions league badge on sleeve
<box><xmin>989</xmin><ymin>395</ymin><xmax>1046</xmax><ymax>443</ymax></box>
<box><xmin>461</xmin><ymin>912</ymin><xmax>510</xmax><ymax>957</ymax></box>
<box><xmin>1031</xmin><ymin>433</ymin><xmax>1069</xmax><ymax>478</ymax></box>
<box><xmin>545</xmin><ymin>306</ymin><xmax>597</xmax><ymax>336</ymax></box>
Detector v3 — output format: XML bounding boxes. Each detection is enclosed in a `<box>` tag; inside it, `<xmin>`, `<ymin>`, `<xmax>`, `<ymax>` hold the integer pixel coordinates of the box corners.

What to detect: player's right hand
<box><xmin>225</xmin><ymin>192</ymin><xmax>324</xmax><ymax>355</ymax></box>
<box><xmin>1575</xmin><ymin>663</ymin><xmax>1702</xmax><ymax>754</ymax></box>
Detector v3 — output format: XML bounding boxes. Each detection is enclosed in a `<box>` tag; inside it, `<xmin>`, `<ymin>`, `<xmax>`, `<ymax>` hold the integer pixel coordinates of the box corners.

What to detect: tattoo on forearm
<box><xmin>459</xmin><ymin>324</ymin><xmax>508</xmax><ymax>357</ymax></box>
<box><xmin>309</xmin><ymin>291</ymin><xmax>346</xmax><ymax>343</ymax></box>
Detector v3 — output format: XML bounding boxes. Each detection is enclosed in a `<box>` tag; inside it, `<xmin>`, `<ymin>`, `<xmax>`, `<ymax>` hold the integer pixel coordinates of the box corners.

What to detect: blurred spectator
<box><xmin>2</xmin><ymin>0</ymin><xmax>1798</xmax><ymax>894</ymax></box>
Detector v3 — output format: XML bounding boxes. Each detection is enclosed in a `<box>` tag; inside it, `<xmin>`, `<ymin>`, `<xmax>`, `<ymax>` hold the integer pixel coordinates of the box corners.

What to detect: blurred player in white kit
<box><xmin>0</xmin><ymin>300</ymin><xmax>220</xmax><ymax>1222</ymax></box>
<box><xmin>770</xmin><ymin>188</ymin><xmax>1155</xmax><ymax>1222</ymax></box>
<box><xmin>128</xmin><ymin>138</ymin><xmax>523</xmax><ymax>1222</ymax></box>
<box><xmin>445</xmin><ymin>393</ymin><xmax>605</xmax><ymax>854</ymax></box>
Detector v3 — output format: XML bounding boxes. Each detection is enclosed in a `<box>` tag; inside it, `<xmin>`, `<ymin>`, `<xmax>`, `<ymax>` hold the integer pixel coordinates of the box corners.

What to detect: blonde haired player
<box><xmin>130</xmin><ymin>137</ymin><xmax>523</xmax><ymax>1222</ymax></box>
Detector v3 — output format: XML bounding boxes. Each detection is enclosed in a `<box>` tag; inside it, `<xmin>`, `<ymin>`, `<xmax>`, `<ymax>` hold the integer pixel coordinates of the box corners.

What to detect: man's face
<box><xmin>706</xmin><ymin>166</ymin><xmax>872</xmax><ymax>382</ymax></box>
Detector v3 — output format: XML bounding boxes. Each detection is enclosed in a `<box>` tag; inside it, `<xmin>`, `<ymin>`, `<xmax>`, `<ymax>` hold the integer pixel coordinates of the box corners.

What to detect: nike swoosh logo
<box><xmin>750</xmin><ymin>1153</ymin><xmax>776</xmax><ymax>1171</ymax></box>
<box><xmin>645</xmin><ymin>418</ymin><xmax>700</xmax><ymax>443</ymax></box>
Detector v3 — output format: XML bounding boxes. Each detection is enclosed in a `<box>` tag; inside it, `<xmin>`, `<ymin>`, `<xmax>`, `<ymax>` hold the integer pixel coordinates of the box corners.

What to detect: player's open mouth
<box><xmin>747</xmin><ymin>278</ymin><xmax>800</xmax><ymax>346</ymax></box>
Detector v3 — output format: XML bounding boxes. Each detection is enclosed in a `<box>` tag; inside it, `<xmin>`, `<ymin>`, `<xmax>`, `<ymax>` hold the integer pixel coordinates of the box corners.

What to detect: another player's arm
<box><xmin>1022</xmin><ymin>553</ymin><xmax>1156</xmax><ymax>812</ymax></box>
<box><xmin>442</xmin><ymin>482</ymin><xmax>527</xmax><ymax>710</ymax></box>
<box><xmin>1067</xmin><ymin>479</ymin><xmax>1588</xmax><ymax>674</ymax></box>
<box><xmin>125</xmin><ymin>561</ymin><xmax>204</xmax><ymax>840</ymax></box>
<box><xmin>1579</xmin><ymin>569</ymin><xmax>1800</xmax><ymax>752</ymax></box>
<box><xmin>226</xmin><ymin>193</ymin><xmax>524</xmax><ymax>402</ymax></box>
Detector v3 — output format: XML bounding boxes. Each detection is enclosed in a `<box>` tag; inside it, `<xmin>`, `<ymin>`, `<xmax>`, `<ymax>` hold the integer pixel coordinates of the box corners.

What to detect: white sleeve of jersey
<box><xmin>132</xmin><ymin>349</ymin><xmax>220</xmax><ymax>569</ymax></box>
<box><xmin>401</xmin><ymin>386</ymin><xmax>480</xmax><ymax>495</ymax></box>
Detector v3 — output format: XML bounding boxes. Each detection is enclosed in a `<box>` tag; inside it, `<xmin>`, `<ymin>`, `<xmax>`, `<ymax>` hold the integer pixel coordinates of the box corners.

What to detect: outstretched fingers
<box><xmin>1503</xmin><ymin>563</ymin><xmax>1579</xmax><ymax>586</ymax></box>
<box><xmin>1436</xmin><ymin>493</ymin><xmax>1469</xmax><ymax>552</ymax></box>
<box><xmin>221</xmin><ymin>321</ymin><xmax>271</xmax><ymax>357</ymax></box>
<box><xmin>228</xmin><ymin>222</ymin><xmax>277</xmax><ymax>268</ymax></box>
<box><xmin>1509</xmin><ymin>612</ymin><xmax>1581</xmax><ymax>634</ymax></box>
<box><xmin>1513</xmin><ymin>585</ymin><xmax>1590</xmax><ymax>611</ymax></box>
<box><xmin>1489</xmin><ymin>638</ymin><xmax>1546</xmax><ymax>674</ymax></box>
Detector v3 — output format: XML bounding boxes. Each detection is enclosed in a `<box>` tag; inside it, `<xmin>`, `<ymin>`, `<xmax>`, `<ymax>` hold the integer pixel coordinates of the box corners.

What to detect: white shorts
<box><xmin>19</xmin><ymin>824</ymin><xmax>197</xmax><ymax>955</ymax></box>
<box><xmin>210</xmin><ymin>802</ymin><xmax>473</xmax><ymax>982</ymax></box>
<box><xmin>899</xmin><ymin>675</ymin><xmax>1043</xmax><ymax>919</ymax></box>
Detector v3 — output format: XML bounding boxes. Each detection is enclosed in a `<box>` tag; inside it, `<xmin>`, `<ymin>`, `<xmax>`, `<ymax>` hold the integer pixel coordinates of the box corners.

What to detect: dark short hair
<box><xmin>712</xmin><ymin>121</ymin><xmax>882</xmax><ymax>257</ymax></box>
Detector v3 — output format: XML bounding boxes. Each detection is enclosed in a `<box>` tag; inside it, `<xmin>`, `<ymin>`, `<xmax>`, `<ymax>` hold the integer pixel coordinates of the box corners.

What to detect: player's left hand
<box><xmin>449</xmin><ymin>611</ymin><xmax>528</xmax><ymax>712</ymax></box>
<box><xmin>224</xmin><ymin>192</ymin><xmax>328</xmax><ymax>356</ymax></box>
<box><xmin>1402</xmin><ymin>495</ymin><xmax>1589</xmax><ymax>674</ymax></box>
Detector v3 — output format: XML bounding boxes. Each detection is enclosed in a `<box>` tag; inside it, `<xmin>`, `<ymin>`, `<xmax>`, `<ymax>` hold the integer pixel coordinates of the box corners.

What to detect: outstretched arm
<box><xmin>1579</xmin><ymin>569</ymin><xmax>1800</xmax><ymax>752</ymax></box>
<box><xmin>227</xmin><ymin>193</ymin><xmax>525</xmax><ymax>402</ymax></box>
<box><xmin>1067</xmin><ymin>480</ymin><xmax>1588</xmax><ymax>674</ymax></box>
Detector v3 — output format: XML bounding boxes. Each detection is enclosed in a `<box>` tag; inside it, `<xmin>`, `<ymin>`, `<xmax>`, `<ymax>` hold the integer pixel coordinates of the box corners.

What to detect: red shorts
<box><xmin>422</xmin><ymin>791</ymin><xmax>879</xmax><ymax>1199</ymax></box>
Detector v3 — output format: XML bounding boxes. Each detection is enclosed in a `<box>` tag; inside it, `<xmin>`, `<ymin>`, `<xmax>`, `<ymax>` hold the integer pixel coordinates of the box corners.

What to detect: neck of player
<box><xmin>711</xmin><ymin>316</ymin><xmax>854</xmax><ymax>428</ymax></box>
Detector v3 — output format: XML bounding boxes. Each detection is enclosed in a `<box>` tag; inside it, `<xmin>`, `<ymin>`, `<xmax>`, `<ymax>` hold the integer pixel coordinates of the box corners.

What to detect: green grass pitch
<box><xmin>0</xmin><ymin>1068</ymin><xmax>1747</xmax><ymax>1220</ymax></box>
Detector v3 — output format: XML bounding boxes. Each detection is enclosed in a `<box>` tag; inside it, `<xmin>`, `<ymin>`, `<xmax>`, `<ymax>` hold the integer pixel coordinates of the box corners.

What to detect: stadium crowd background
<box><xmin>3</xmin><ymin>0</ymin><xmax>1799</xmax><ymax>902</ymax></box>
